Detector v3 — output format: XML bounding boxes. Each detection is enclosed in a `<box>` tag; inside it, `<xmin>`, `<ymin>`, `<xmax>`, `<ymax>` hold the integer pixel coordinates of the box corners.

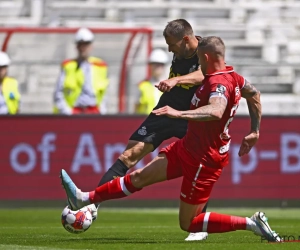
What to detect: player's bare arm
<box><xmin>155</xmin><ymin>69</ymin><xmax>204</xmax><ymax>92</ymax></box>
<box><xmin>239</xmin><ymin>80</ymin><xmax>262</xmax><ymax>157</ymax></box>
<box><xmin>241</xmin><ymin>80</ymin><xmax>261</xmax><ymax>133</ymax></box>
<box><xmin>152</xmin><ymin>96</ymin><xmax>227</xmax><ymax>121</ymax></box>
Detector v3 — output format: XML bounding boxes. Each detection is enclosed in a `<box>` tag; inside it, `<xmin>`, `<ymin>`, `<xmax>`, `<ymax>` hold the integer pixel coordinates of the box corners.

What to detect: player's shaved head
<box><xmin>198</xmin><ymin>36</ymin><xmax>225</xmax><ymax>59</ymax></box>
<box><xmin>163</xmin><ymin>19</ymin><xmax>194</xmax><ymax>40</ymax></box>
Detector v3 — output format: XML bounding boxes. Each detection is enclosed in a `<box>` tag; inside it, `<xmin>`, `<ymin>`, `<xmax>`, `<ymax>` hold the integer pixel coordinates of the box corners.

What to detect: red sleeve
<box><xmin>234</xmin><ymin>73</ymin><xmax>246</xmax><ymax>89</ymax></box>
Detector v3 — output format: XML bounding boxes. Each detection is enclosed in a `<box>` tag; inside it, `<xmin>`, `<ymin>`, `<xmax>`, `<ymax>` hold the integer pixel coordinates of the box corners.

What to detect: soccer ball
<box><xmin>61</xmin><ymin>206</ymin><xmax>93</xmax><ymax>234</ymax></box>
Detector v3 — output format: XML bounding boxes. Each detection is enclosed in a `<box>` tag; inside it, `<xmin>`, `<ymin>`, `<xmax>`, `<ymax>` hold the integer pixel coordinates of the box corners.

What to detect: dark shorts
<box><xmin>129</xmin><ymin>113</ymin><xmax>188</xmax><ymax>150</ymax></box>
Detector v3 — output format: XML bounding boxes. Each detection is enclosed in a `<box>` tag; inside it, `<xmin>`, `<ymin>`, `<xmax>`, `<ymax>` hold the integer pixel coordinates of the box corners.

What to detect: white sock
<box><xmin>246</xmin><ymin>217</ymin><xmax>256</xmax><ymax>231</ymax></box>
<box><xmin>82</xmin><ymin>192</ymin><xmax>90</xmax><ymax>203</ymax></box>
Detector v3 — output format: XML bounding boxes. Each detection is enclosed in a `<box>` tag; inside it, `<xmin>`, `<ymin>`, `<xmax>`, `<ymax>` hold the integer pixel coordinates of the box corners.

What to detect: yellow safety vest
<box><xmin>1</xmin><ymin>77</ymin><xmax>20</xmax><ymax>114</ymax></box>
<box><xmin>136</xmin><ymin>80</ymin><xmax>162</xmax><ymax>115</ymax></box>
<box><xmin>54</xmin><ymin>57</ymin><xmax>108</xmax><ymax>113</ymax></box>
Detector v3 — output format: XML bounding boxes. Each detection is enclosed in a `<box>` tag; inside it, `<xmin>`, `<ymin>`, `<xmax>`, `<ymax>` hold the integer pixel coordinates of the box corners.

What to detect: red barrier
<box><xmin>0</xmin><ymin>116</ymin><xmax>299</xmax><ymax>200</ymax></box>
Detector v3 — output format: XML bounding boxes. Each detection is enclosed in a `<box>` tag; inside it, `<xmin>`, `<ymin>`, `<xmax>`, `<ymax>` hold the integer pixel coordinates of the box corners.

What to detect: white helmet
<box><xmin>0</xmin><ymin>51</ymin><xmax>10</xmax><ymax>67</ymax></box>
<box><xmin>149</xmin><ymin>49</ymin><xmax>168</xmax><ymax>64</ymax></box>
<box><xmin>75</xmin><ymin>28</ymin><xmax>94</xmax><ymax>43</ymax></box>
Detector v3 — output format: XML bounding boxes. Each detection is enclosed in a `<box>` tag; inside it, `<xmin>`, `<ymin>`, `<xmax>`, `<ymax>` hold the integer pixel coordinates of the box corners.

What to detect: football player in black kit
<box><xmin>83</xmin><ymin>19</ymin><xmax>208</xmax><ymax>241</ymax></box>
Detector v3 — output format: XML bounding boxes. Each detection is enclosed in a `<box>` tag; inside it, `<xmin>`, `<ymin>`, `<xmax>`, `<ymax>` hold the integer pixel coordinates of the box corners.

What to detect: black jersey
<box><xmin>155</xmin><ymin>50</ymin><xmax>199</xmax><ymax>111</ymax></box>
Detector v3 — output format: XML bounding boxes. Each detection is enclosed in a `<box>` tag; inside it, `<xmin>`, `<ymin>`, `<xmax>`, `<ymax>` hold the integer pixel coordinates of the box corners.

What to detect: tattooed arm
<box><xmin>152</xmin><ymin>96</ymin><xmax>227</xmax><ymax>121</ymax></box>
<box><xmin>238</xmin><ymin>80</ymin><xmax>262</xmax><ymax>156</ymax></box>
<box><xmin>241</xmin><ymin>80</ymin><xmax>261</xmax><ymax>133</ymax></box>
<box><xmin>179</xmin><ymin>96</ymin><xmax>227</xmax><ymax>121</ymax></box>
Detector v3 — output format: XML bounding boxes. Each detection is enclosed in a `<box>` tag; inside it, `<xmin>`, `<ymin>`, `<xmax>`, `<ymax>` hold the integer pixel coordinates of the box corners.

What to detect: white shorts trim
<box><xmin>194</xmin><ymin>164</ymin><xmax>202</xmax><ymax>181</ymax></box>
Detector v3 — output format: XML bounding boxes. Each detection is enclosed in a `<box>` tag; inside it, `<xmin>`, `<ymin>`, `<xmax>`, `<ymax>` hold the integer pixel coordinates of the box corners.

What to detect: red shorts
<box><xmin>160</xmin><ymin>140</ymin><xmax>222</xmax><ymax>205</ymax></box>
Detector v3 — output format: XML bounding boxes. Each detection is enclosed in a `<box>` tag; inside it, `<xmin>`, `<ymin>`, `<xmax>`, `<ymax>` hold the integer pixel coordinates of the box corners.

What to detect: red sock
<box><xmin>89</xmin><ymin>174</ymin><xmax>142</xmax><ymax>203</ymax></box>
<box><xmin>188</xmin><ymin>212</ymin><xmax>246</xmax><ymax>233</ymax></box>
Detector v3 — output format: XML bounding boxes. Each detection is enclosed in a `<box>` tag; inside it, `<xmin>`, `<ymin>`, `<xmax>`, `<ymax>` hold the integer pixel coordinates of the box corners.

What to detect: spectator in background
<box><xmin>135</xmin><ymin>49</ymin><xmax>168</xmax><ymax>114</ymax></box>
<box><xmin>0</xmin><ymin>51</ymin><xmax>21</xmax><ymax>114</ymax></box>
<box><xmin>53</xmin><ymin>28</ymin><xmax>109</xmax><ymax>115</ymax></box>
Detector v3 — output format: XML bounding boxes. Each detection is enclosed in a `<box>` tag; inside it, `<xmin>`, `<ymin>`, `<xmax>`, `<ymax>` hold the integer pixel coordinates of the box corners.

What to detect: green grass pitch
<box><xmin>0</xmin><ymin>208</ymin><xmax>299</xmax><ymax>250</ymax></box>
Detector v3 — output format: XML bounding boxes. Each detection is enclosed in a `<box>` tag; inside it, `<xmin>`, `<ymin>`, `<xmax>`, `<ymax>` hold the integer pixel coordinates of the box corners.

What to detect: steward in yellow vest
<box><xmin>135</xmin><ymin>49</ymin><xmax>168</xmax><ymax>114</ymax></box>
<box><xmin>53</xmin><ymin>28</ymin><xmax>109</xmax><ymax>115</ymax></box>
<box><xmin>0</xmin><ymin>51</ymin><xmax>21</xmax><ymax>114</ymax></box>
<box><xmin>135</xmin><ymin>79</ymin><xmax>162</xmax><ymax>114</ymax></box>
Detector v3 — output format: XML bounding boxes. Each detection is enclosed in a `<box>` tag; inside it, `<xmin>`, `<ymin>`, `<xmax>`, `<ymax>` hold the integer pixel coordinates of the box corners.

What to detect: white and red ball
<box><xmin>61</xmin><ymin>206</ymin><xmax>93</xmax><ymax>234</ymax></box>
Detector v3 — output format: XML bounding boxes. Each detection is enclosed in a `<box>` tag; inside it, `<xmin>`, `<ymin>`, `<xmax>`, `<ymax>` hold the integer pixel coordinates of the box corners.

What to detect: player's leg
<box><xmin>88</xmin><ymin>145</ymin><xmax>142</xmax><ymax>220</ymax></box>
<box><xmin>177</xmin><ymin>165</ymin><xmax>281</xmax><ymax>242</ymax></box>
<box><xmin>179</xmin><ymin>176</ymin><xmax>210</xmax><ymax>241</ymax></box>
<box><xmin>184</xmin><ymin>202</ymin><xmax>209</xmax><ymax>241</ymax></box>
<box><xmin>90</xmin><ymin>153</ymin><xmax>169</xmax><ymax>204</ymax></box>
<box><xmin>92</xmin><ymin>116</ymin><xmax>161</xmax><ymax>220</ymax></box>
<box><xmin>179</xmin><ymin>201</ymin><xmax>206</xmax><ymax>231</ymax></box>
<box><xmin>98</xmin><ymin>140</ymin><xmax>154</xmax><ymax>186</ymax></box>
<box><xmin>60</xmin><ymin>153</ymin><xmax>171</xmax><ymax>209</ymax></box>
<box><xmin>183</xmin><ymin>206</ymin><xmax>209</xmax><ymax>241</ymax></box>
<box><xmin>61</xmin><ymin>139</ymin><xmax>184</xmax><ymax>209</ymax></box>
<box><xmin>178</xmin><ymin>200</ymin><xmax>260</xmax><ymax>235</ymax></box>
<box><xmin>177</xmin><ymin>160</ymin><xmax>223</xmax><ymax>241</ymax></box>
<box><xmin>186</xmin><ymin>208</ymin><xmax>281</xmax><ymax>242</ymax></box>
<box><xmin>97</xmin><ymin>113</ymin><xmax>168</xmax><ymax>187</ymax></box>
<box><xmin>171</xmin><ymin>118</ymin><xmax>210</xmax><ymax>241</ymax></box>
<box><xmin>91</xmin><ymin>115</ymin><xmax>175</xmax><ymax>220</ymax></box>
<box><xmin>129</xmin><ymin>153</ymin><xmax>168</xmax><ymax>188</ymax></box>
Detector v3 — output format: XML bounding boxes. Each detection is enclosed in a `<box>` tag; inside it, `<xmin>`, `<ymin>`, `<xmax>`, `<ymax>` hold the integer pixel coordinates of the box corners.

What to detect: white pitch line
<box><xmin>0</xmin><ymin>227</ymin><xmax>62</xmax><ymax>229</ymax></box>
<box><xmin>0</xmin><ymin>245</ymin><xmax>88</xmax><ymax>250</ymax></box>
<box><xmin>0</xmin><ymin>225</ymin><xmax>173</xmax><ymax>230</ymax></box>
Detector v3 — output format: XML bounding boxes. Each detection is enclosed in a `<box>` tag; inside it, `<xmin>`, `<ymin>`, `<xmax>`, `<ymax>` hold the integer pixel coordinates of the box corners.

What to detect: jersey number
<box><xmin>224</xmin><ymin>104</ymin><xmax>239</xmax><ymax>132</ymax></box>
<box><xmin>219</xmin><ymin>104</ymin><xmax>239</xmax><ymax>153</ymax></box>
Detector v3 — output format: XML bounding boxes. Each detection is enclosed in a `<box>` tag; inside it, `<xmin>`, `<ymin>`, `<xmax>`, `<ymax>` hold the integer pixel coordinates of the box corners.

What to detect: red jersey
<box><xmin>182</xmin><ymin>66</ymin><xmax>245</xmax><ymax>168</ymax></box>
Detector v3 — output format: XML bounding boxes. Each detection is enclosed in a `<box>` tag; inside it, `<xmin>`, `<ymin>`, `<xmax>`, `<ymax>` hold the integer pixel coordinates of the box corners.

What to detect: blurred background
<box><xmin>0</xmin><ymin>0</ymin><xmax>299</xmax><ymax>208</ymax></box>
<box><xmin>0</xmin><ymin>0</ymin><xmax>300</xmax><ymax>114</ymax></box>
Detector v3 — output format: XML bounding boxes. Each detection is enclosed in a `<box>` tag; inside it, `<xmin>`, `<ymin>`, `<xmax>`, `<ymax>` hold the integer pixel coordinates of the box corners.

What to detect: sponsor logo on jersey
<box><xmin>189</xmin><ymin>64</ymin><xmax>197</xmax><ymax>73</ymax></box>
<box><xmin>216</xmin><ymin>84</ymin><xmax>226</xmax><ymax>96</ymax></box>
<box><xmin>138</xmin><ymin>126</ymin><xmax>147</xmax><ymax>136</ymax></box>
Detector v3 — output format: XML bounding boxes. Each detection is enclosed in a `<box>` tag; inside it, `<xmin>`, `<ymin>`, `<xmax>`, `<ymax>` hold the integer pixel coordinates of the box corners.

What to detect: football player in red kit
<box><xmin>60</xmin><ymin>36</ymin><xmax>281</xmax><ymax>242</ymax></box>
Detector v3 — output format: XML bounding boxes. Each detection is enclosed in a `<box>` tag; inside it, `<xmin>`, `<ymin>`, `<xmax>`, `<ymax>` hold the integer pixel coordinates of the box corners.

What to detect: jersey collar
<box><xmin>205</xmin><ymin>66</ymin><xmax>234</xmax><ymax>76</ymax></box>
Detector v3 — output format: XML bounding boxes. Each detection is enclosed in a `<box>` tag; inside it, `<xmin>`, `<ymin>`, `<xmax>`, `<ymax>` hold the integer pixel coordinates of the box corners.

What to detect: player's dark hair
<box><xmin>163</xmin><ymin>19</ymin><xmax>194</xmax><ymax>39</ymax></box>
<box><xmin>198</xmin><ymin>36</ymin><xmax>225</xmax><ymax>58</ymax></box>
